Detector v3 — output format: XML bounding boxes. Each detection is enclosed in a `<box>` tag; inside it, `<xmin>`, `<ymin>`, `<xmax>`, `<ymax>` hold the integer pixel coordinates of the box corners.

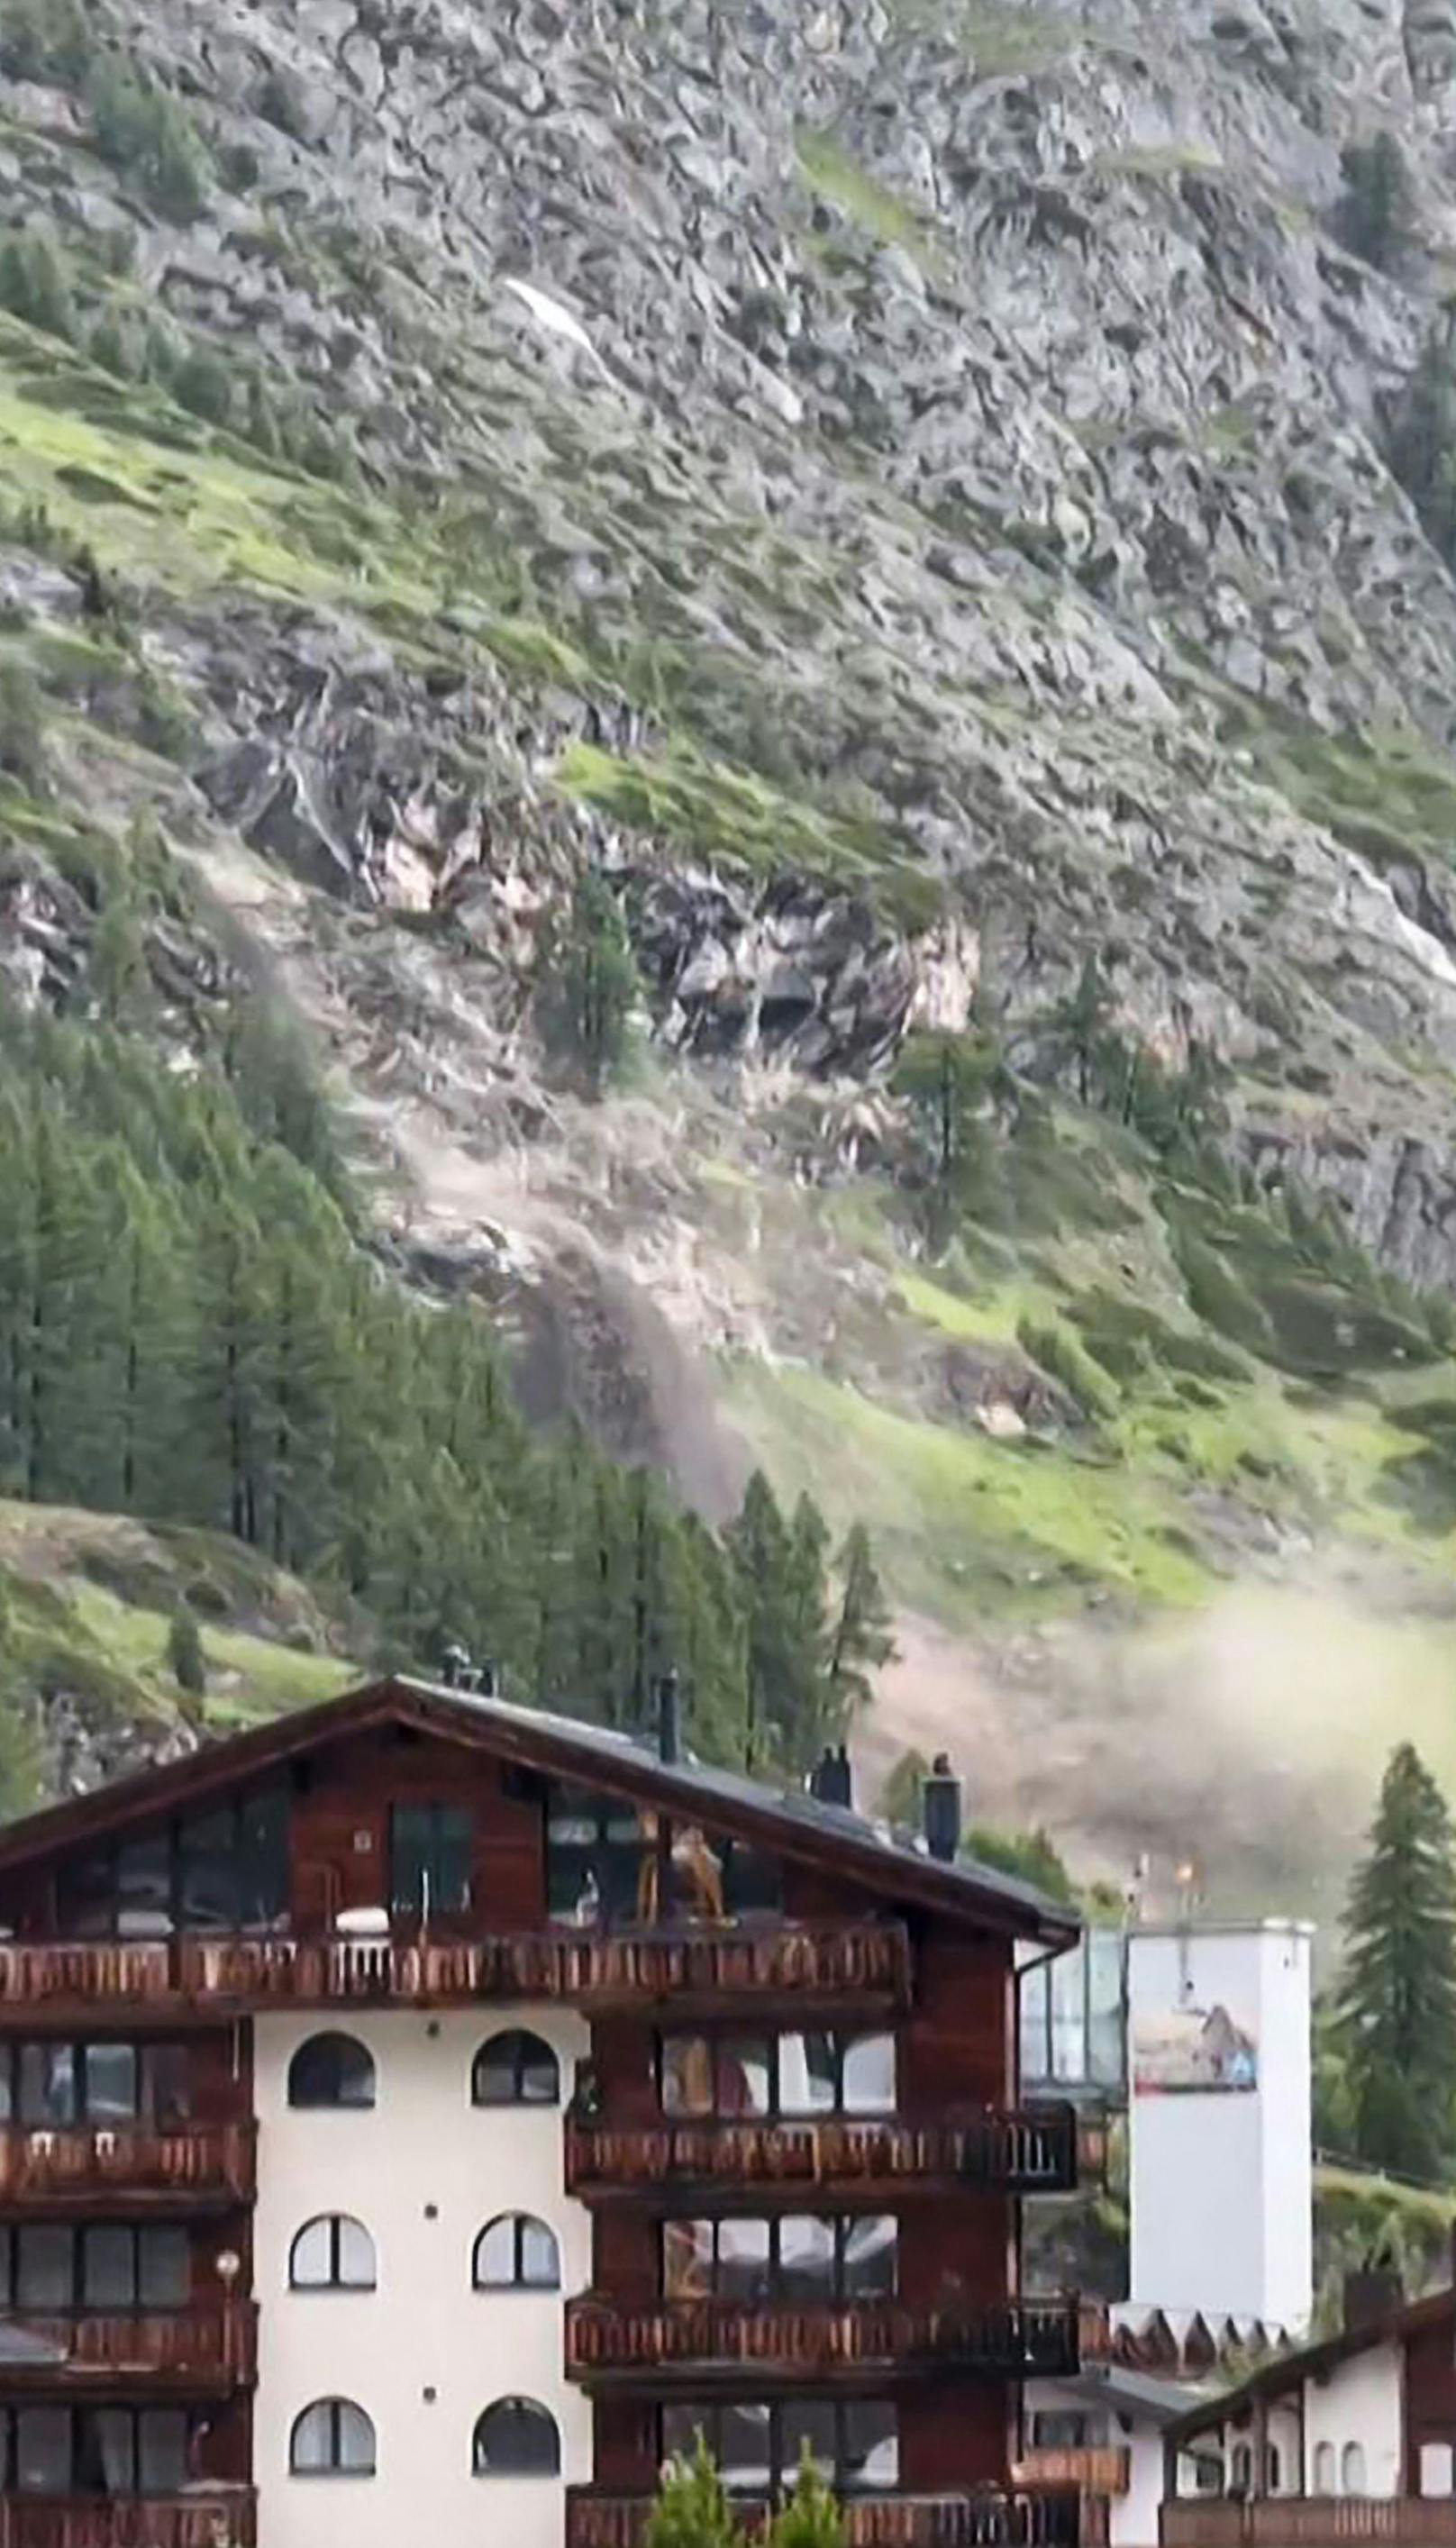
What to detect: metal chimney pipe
<box><xmin>922</xmin><ymin>1753</ymin><xmax>963</xmax><ymax>1863</ymax></box>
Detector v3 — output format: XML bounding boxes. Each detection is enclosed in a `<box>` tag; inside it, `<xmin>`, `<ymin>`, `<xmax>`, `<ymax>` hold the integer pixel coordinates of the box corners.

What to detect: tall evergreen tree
<box><xmin>825</xmin><ymin>1523</ymin><xmax>896</xmax><ymax>1732</ymax></box>
<box><xmin>1340</xmin><ymin>1743</ymin><xmax>1456</xmax><ymax>2179</ymax></box>
<box><xmin>642</xmin><ymin>2434</ymin><xmax>745</xmax><ymax>2548</ymax></box>
<box><xmin>769</xmin><ymin>2452</ymin><xmax>847</xmax><ymax>2548</ymax></box>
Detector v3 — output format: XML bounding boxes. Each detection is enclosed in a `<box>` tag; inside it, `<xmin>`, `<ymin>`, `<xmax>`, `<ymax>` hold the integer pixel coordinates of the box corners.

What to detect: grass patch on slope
<box><xmin>795</xmin><ymin>130</ymin><xmax>942</xmax><ymax>271</ymax></box>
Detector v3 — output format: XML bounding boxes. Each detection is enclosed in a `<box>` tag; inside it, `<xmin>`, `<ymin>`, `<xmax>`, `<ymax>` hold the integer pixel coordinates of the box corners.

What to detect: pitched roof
<box><xmin>0</xmin><ymin>1673</ymin><xmax>1080</xmax><ymax>1946</ymax></box>
<box><xmin>1165</xmin><ymin>2284</ymin><xmax>1456</xmax><ymax>2445</ymax></box>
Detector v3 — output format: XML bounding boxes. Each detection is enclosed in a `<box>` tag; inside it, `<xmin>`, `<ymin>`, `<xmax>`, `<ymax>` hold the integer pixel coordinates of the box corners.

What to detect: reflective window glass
<box><xmin>842</xmin><ymin>2034</ymin><xmax>895</xmax><ymax>2116</ymax></box>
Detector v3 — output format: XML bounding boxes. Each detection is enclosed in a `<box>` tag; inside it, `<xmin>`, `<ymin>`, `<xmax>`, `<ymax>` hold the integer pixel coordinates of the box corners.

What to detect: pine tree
<box><xmin>893</xmin><ymin>1024</ymin><xmax>1006</xmax><ymax>1244</ymax></box>
<box><xmin>559</xmin><ymin>870</ymin><xmax>638</xmax><ymax>1093</ymax></box>
<box><xmin>768</xmin><ymin>2452</ymin><xmax>847</xmax><ymax>2548</ymax></box>
<box><xmin>825</xmin><ymin>1523</ymin><xmax>896</xmax><ymax>1732</ymax></box>
<box><xmin>725</xmin><ymin>1471</ymin><xmax>830</xmax><ymax>1774</ymax></box>
<box><xmin>642</xmin><ymin>2434</ymin><xmax>746</xmax><ymax>2548</ymax></box>
<box><xmin>1340</xmin><ymin>1743</ymin><xmax>1456</xmax><ymax>2179</ymax></box>
<box><xmin>168</xmin><ymin>1604</ymin><xmax>206</xmax><ymax>1697</ymax></box>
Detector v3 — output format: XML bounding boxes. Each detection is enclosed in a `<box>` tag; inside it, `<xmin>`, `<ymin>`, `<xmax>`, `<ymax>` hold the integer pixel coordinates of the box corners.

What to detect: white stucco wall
<box><xmin>253</xmin><ymin>2007</ymin><xmax>593</xmax><ymax>2548</ymax></box>
<box><xmin>1112</xmin><ymin>2418</ymin><xmax>1167</xmax><ymax>2547</ymax></box>
<box><xmin>1128</xmin><ymin>1923</ymin><xmax>1313</xmax><ymax>2330</ymax></box>
<box><xmin>1303</xmin><ymin>2342</ymin><xmax>1403</xmax><ymax>2498</ymax></box>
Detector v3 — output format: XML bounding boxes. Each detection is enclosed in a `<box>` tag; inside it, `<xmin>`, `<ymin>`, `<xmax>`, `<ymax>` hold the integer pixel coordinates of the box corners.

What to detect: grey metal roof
<box><xmin>397</xmin><ymin>1675</ymin><xmax>1081</xmax><ymax>1943</ymax></box>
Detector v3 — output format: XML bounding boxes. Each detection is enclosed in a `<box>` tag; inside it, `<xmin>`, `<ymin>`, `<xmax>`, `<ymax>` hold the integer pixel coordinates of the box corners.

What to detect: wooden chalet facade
<box><xmin>0</xmin><ymin>1674</ymin><xmax>1087</xmax><ymax>2548</ymax></box>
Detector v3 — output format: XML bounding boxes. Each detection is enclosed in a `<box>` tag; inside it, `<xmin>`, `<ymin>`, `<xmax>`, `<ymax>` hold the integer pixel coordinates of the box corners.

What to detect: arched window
<box><xmin>289</xmin><ymin>2398</ymin><xmax>376</xmax><ymax>2477</ymax></box>
<box><xmin>289</xmin><ymin>2215</ymin><xmax>377</xmax><ymax>2290</ymax></box>
<box><xmin>1342</xmin><ymin>2443</ymin><xmax>1368</xmax><ymax>2496</ymax></box>
<box><xmin>287</xmin><ymin>2033</ymin><xmax>375</xmax><ymax>2111</ymax></box>
<box><xmin>472</xmin><ymin>2031</ymin><xmax>559</xmax><ymax>2107</ymax></box>
<box><xmin>473</xmin><ymin>2398</ymin><xmax>560</xmax><ymax>2476</ymax></box>
<box><xmin>1313</xmin><ymin>2441</ymin><xmax>1336</xmax><ymax>2496</ymax></box>
<box><xmin>1230</xmin><ymin>2443</ymin><xmax>1252</xmax><ymax>2498</ymax></box>
<box><xmin>472</xmin><ymin>2214</ymin><xmax>560</xmax><ymax>2291</ymax></box>
<box><xmin>1264</xmin><ymin>2445</ymin><xmax>1282</xmax><ymax>2495</ymax></box>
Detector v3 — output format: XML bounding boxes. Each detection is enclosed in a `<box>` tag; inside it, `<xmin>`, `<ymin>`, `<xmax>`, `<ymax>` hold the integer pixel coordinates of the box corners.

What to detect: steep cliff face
<box><xmin>7</xmin><ymin>0</ymin><xmax>1456</xmax><ymax>1902</ymax></box>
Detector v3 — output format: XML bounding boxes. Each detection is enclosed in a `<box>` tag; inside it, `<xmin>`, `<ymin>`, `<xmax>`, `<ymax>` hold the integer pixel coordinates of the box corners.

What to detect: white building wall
<box><xmin>1111</xmin><ymin>2418</ymin><xmax>1165</xmax><ymax>2547</ymax></box>
<box><xmin>1303</xmin><ymin>2343</ymin><xmax>1403</xmax><ymax>2498</ymax></box>
<box><xmin>253</xmin><ymin>2006</ymin><xmax>593</xmax><ymax>2548</ymax></box>
<box><xmin>1128</xmin><ymin>1923</ymin><xmax>1314</xmax><ymax>2331</ymax></box>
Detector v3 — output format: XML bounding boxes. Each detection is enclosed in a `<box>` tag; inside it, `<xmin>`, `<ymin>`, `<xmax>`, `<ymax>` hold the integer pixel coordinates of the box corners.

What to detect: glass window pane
<box><xmin>661</xmin><ymin>2037</ymin><xmax>712</xmax><ymax>2117</ymax></box>
<box><xmin>844</xmin><ymin>2402</ymin><xmax>898</xmax><ymax>2491</ymax></box>
<box><xmin>178</xmin><ymin>1810</ymin><xmax>238</xmax><ymax>1933</ymax></box>
<box><xmin>432</xmin><ymin>1808</ymin><xmax>471</xmax><ymax>1914</ymax></box>
<box><xmin>1020</xmin><ymin>1960</ymin><xmax>1051</xmax><ymax>2088</ymax></box>
<box><xmin>291</xmin><ymin>2220</ymin><xmax>333</xmax><ymax>2288</ymax></box>
<box><xmin>78</xmin><ymin>2409</ymin><xmax>134</xmax><ymax>2497</ymax></box>
<box><xmin>520</xmin><ymin>2220</ymin><xmax>558</xmax><ymax>2288</ymax></box>
<box><xmin>139</xmin><ymin>2410</ymin><xmax>188</xmax><ymax>2495</ymax></box>
<box><xmin>723</xmin><ymin>1843</ymin><xmax>781</xmax><ymax>1916</ymax></box>
<box><xmin>20</xmin><ymin>2043</ymin><xmax>76</xmax><ymax>2128</ymax></box>
<box><xmin>18</xmin><ymin>2225</ymin><xmax>73</xmax><ymax>2308</ymax></box>
<box><xmin>1087</xmin><ymin>1929</ymin><xmax>1125</xmax><ymax>2089</ymax></box>
<box><xmin>714</xmin><ymin>2038</ymin><xmax>770</xmax><ymax>2117</ymax></box>
<box><xmin>777</xmin><ymin>2216</ymin><xmax>834</xmax><ymax>2304</ymax></box>
<box><xmin>842</xmin><ymin>2216</ymin><xmax>896</xmax><ymax>2301</ymax></box>
<box><xmin>841</xmin><ymin>2034</ymin><xmax>896</xmax><ymax>2116</ymax></box>
<box><xmin>291</xmin><ymin>2406</ymin><xmax>330</xmax><ymax>2472</ymax></box>
<box><xmin>15</xmin><ymin>2409</ymin><xmax>70</xmax><ymax>2494</ymax></box>
<box><xmin>662</xmin><ymin>2406</ymin><xmax>705</xmax><ymax>2467</ymax></box>
<box><xmin>663</xmin><ymin>2220</ymin><xmax>714</xmax><ymax>2301</ymax></box>
<box><xmin>138</xmin><ymin>2228</ymin><xmax>188</xmax><ymax>2308</ymax></box>
<box><xmin>475</xmin><ymin>2219</ymin><xmax>515</xmax><ymax>2287</ymax></box>
<box><xmin>779</xmin><ymin>2033</ymin><xmax>835</xmax><ymax>2116</ymax></box>
<box><xmin>116</xmin><ymin>1838</ymin><xmax>172</xmax><ymax>1938</ymax></box>
<box><xmin>0</xmin><ymin>2043</ymin><xmax>13</xmax><ymax>2122</ymax></box>
<box><xmin>1050</xmin><ymin>1946</ymin><xmax>1086</xmax><ymax>2085</ymax></box>
<box><xmin>82</xmin><ymin>2227</ymin><xmax>137</xmax><ymax>2308</ymax></box>
<box><xmin>337</xmin><ymin>2219</ymin><xmax>375</xmax><ymax>2289</ymax></box>
<box><xmin>716</xmin><ymin>2217</ymin><xmax>771</xmax><ymax>2304</ymax></box>
<box><xmin>782</xmin><ymin>2400</ymin><xmax>836</xmax><ymax>2482</ymax></box>
<box><xmin>519</xmin><ymin>2037</ymin><xmax>558</xmax><ymax>2104</ymax></box>
<box><xmin>238</xmin><ymin>1787</ymin><xmax>289</xmax><ymax>1928</ymax></box>
<box><xmin>59</xmin><ymin>1852</ymin><xmax>114</xmax><ymax>1939</ymax></box>
<box><xmin>83</xmin><ymin>2044</ymin><xmax>138</xmax><ymax>2125</ymax></box>
<box><xmin>141</xmin><ymin>2043</ymin><xmax>191</xmax><ymax>2125</ymax></box>
<box><xmin>718</xmin><ymin>2402</ymin><xmax>771</xmax><ymax>2489</ymax></box>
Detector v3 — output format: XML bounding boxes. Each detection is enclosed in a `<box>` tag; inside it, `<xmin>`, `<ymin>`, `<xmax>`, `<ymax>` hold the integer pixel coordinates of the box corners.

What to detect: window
<box><xmin>55</xmin><ymin>1789</ymin><xmax>288</xmax><ymax>1938</ymax></box>
<box><xmin>287</xmin><ymin>2034</ymin><xmax>375</xmax><ymax>2110</ymax></box>
<box><xmin>0</xmin><ymin>2040</ymin><xmax>192</xmax><ymax>2130</ymax></box>
<box><xmin>1342</xmin><ymin>2443</ymin><xmax>1367</xmax><ymax>2496</ymax></box>
<box><xmin>389</xmin><ymin>1804</ymin><xmax>472</xmax><ymax>1918</ymax></box>
<box><xmin>1420</xmin><ymin>2443</ymin><xmax>1454</xmax><ymax>2498</ymax></box>
<box><xmin>662</xmin><ymin>2216</ymin><xmax>895</xmax><ymax>2305</ymax></box>
<box><xmin>472</xmin><ymin>2398</ymin><xmax>560</xmax><ymax>2477</ymax></box>
<box><xmin>1</xmin><ymin>2407</ymin><xmax>193</xmax><ymax>2496</ymax></box>
<box><xmin>1230</xmin><ymin>2444</ymin><xmax>1252</xmax><ymax>2497</ymax></box>
<box><xmin>661</xmin><ymin>2402</ymin><xmax>896</xmax><ymax>2498</ymax></box>
<box><xmin>472</xmin><ymin>2032</ymin><xmax>559</xmax><ymax>2107</ymax></box>
<box><xmin>472</xmin><ymin>2216</ymin><xmax>560</xmax><ymax>2291</ymax></box>
<box><xmin>1032</xmin><ymin>2412</ymin><xmax>1094</xmax><ymax>2452</ymax></box>
<box><xmin>660</xmin><ymin>2033</ymin><xmax>896</xmax><ymax>2120</ymax></box>
<box><xmin>289</xmin><ymin>2216</ymin><xmax>377</xmax><ymax>2291</ymax></box>
<box><xmin>546</xmin><ymin>1789</ymin><xmax>783</xmax><ymax>1926</ymax></box>
<box><xmin>289</xmin><ymin>2399</ymin><xmax>376</xmax><ymax>2478</ymax></box>
<box><xmin>1312</xmin><ymin>2442</ymin><xmax>1335</xmax><ymax>2496</ymax></box>
<box><xmin>0</xmin><ymin>2225</ymin><xmax>187</xmax><ymax>2311</ymax></box>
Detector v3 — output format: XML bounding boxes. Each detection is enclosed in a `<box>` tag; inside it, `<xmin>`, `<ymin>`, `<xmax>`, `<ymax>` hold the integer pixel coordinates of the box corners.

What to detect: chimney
<box><xmin>656</xmin><ymin>1671</ymin><xmax>682</xmax><ymax>1766</ymax></box>
<box><xmin>1342</xmin><ymin>2265</ymin><xmax>1403</xmax><ymax>2334</ymax></box>
<box><xmin>922</xmin><ymin>1754</ymin><xmax>962</xmax><ymax>1863</ymax></box>
<box><xmin>440</xmin><ymin>1642</ymin><xmax>469</xmax><ymax>1689</ymax></box>
<box><xmin>471</xmin><ymin>1659</ymin><xmax>497</xmax><ymax>1699</ymax></box>
<box><xmin>809</xmin><ymin>1747</ymin><xmax>854</xmax><ymax>1811</ymax></box>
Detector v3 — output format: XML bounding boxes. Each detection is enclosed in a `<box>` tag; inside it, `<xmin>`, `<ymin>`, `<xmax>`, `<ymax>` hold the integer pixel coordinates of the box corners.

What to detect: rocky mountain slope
<box><xmin>6</xmin><ymin>0</ymin><xmax>1456</xmax><ymax>1914</ymax></box>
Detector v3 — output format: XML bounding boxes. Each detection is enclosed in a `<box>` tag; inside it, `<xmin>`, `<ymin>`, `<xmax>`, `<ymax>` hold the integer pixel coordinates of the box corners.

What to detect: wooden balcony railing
<box><xmin>0</xmin><ymin>2496</ymin><xmax>256</xmax><ymax>2548</ymax></box>
<box><xmin>568</xmin><ymin>2489</ymin><xmax>1085</xmax><ymax>2548</ymax></box>
<box><xmin>1015</xmin><ymin>2452</ymin><xmax>1130</xmax><ymax>2498</ymax></box>
<box><xmin>1161</xmin><ymin>2505</ymin><xmax>1456</xmax><ymax>2544</ymax></box>
<box><xmin>0</xmin><ymin>2125</ymin><xmax>254</xmax><ymax>2209</ymax></box>
<box><xmin>0</xmin><ymin>1925</ymin><xmax>909</xmax><ymax>2016</ymax></box>
<box><xmin>0</xmin><ymin>2305</ymin><xmax>256</xmax><ymax>2389</ymax></box>
<box><xmin>566</xmin><ymin>2106</ymin><xmax>1078</xmax><ymax>2199</ymax></box>
<box><xmin>565</xmin><ymin>2295</ymin><xmax>1080</xmax><ymax>2383</ymax></box>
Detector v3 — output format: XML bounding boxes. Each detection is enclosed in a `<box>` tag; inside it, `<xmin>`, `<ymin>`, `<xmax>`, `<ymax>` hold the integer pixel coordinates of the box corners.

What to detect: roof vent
<box><xmin>922</xmin><ymin>1754</ymin><xmax>962</xmax><ymax>1864</ymax></box>
<box><xmin>656</xmin><ymin>1671</ymin><xmax>682</xmax><ymax>1766</ymax></box>
<box><xmin>809</xmin><ymin>1746</ymin><xmax>854</xmax><ymax>1811</ymax></box>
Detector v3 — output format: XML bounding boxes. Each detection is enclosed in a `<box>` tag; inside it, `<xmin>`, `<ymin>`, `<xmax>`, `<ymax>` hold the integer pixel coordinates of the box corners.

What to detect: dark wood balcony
<box><xmin>0</xmin><ymin>2497</ymin><xmax>255</xmax><ymax>2548</ymax></box>
<box><xmin>0</xmin><ymin>2125</ymin><xmax>254</xmax><ymax>2211</ymax></box>
<box><xmin>1015</xmin><ymin>2452</ymin><xmax>1130</xmax><ymax>2499</ymax></box>
<box><xmin>0</xmin><ymin>1925</ymin><xmax>909</xmax><ymax>2020</ymax></box>
<box><xmin>566</xmin><ymin>2106</ymin><xmax>1078</xmax><ymax>2202</ymax></box>
<box><xmin>568</xmin><ymin>2488</ymin><xmax>1085</xmax><ymax>2547</ymax></box>
<box><xmin>0</xmin><ymin>2305</ymin><xmax>256</xmax><ymax>2392</ymax></box>
<box><xmin>564</xmin><ymin>2295</ymin><xmax>1080</xmax><ymax>2387</ymax></box>
<box><xmin>1161</xmin><ymin>2507</ymin><xmax>1456</xmax><ymax>2544</ymax></box>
